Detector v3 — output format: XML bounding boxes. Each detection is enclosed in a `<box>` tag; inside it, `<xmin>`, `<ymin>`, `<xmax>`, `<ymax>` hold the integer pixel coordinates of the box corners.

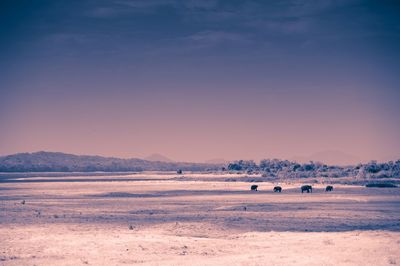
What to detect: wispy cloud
<box><xmin>139</xmin><ymin>30</ymin><xmax>253</xmax><ymax>59</ymax></box>
<box><xmin>85</xmin><ymin>0</ymin><xmax>218</xmax><ymax>18</ymax></box>
<box><xmin>84</xmin><ymin>0</ymin><xmax>172</xmax><ymax>18</ymax></box>
<box><xmin>116</xmin><ymin>0</ymin><xmax>218</xmax><ymax>10</ymax></box>
<box><xmin>246</xmin><ymin>17</ymin><xmax>313</xmax><ymax>34</ymax></box>
<box><xmin>115</xmin><ymin>0</ymin><xmax>176</xmax><ymax>10</ymax></box>
<box><xmin>45</xmin><ymin>33</ymin><xmax>90</xmax><ymax>45</ymax></box>
<box><xmin>51</xmin><ymin>0</ymin><xmax>374</xmax><ymax>58</ymax></box>
<box><xmin>85</xmin><ymin>7</ymin><xmax>126</xmax><ymax>18</ymax></box>
<box><xmin>82</xmin><ymin>0</ymin><xmax>360</xmax><ymax>38</ymax></box>
<box><xmin>185</xmin><ymin>30</ymin><xmax>248</xmax><ymax>45</ymax></box>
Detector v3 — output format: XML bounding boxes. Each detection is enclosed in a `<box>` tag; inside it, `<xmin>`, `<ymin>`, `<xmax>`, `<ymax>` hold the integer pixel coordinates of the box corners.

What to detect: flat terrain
<box><xmin>1</xmin><ymin>173</ymin><xmax>400</xmax><ymax>265</ymax></box>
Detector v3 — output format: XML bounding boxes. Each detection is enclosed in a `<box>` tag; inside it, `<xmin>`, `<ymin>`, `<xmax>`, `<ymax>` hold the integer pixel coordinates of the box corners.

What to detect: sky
<box><xmin>0</xmin><ymin>0</ymin><xmax>399</xmax><ymax>164</ymax></box>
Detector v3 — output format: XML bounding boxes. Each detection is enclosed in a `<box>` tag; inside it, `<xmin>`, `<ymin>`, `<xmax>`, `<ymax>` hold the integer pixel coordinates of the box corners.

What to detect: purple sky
<box><xmin>1</xmin><ymin>0</ymin><xmax>399</xmax><ymax>163</ymax></box>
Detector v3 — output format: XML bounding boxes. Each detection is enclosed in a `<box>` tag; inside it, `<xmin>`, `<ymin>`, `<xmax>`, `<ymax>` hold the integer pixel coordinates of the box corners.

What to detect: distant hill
<box><xmin>291</xmin><ymin>150</ymin><xmax>361</xmax><ymax>166</ymax></box>
<box><xmin>205</xmin><ymin>158</ymin><xmax>227</xmax><ymax>164</ymax></box>
<box><xmin>144</xmin><ymin>153</ymin><xmax>174</xmax><ymax>162</ymax></box>
<box><xmin>0</xmin><ymin>151</ymin><xmax>220</xmax><ymax>172</ymax></box>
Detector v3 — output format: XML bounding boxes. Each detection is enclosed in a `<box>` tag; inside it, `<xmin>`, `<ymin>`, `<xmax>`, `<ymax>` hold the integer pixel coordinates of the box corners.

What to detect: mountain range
<box><xmin>0</xmin><ymin>151</ymin><xmax>221</xmax><ymax>172</ymax></box>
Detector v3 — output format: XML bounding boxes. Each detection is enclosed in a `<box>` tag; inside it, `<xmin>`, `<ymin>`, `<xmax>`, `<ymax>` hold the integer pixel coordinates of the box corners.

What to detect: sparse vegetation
<box><xmin>227</xmin><ymin>159</ymin><xmax>400</xmax><ymax>182</ymax></box>
<box><xmin>1</xmin><ymin>153</ymin><xmax>399</xmax><ymax>186</ymax></box>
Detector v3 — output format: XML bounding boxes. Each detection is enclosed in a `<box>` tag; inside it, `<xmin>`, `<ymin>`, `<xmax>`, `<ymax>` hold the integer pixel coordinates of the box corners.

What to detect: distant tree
<box><xmin>303</xmin><ymin>163</ymin><xmax>315</xmax><ymax>171</ymax></box>
<box><xmin>365</xmin><ymin>161</ymin><xmax>381</xmax><ymax>173</ymax></box>
<box><xmin>227</xmin><ymin>162</ymin><xmax>242</xmax><ymax>171</ymax></box>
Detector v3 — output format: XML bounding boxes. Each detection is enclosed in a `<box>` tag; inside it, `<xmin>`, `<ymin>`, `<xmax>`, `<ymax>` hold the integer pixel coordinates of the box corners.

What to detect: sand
<box><xmin>1</xmin><ymin>173</ymin><xmax>399</xmax><ymax>265</ymax></box>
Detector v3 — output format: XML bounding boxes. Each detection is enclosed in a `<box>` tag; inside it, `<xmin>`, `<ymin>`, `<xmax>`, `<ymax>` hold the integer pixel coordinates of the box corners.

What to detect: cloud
<box><xmin>84</xmin><ymin>0</ymin><xmax>175</xmax><ymax>18</ymax></box>
<box><xmin>116</xmin><ymin>0</ymin><xmax>218</xmax><ymax>9</ymax></box>
<box><xmin>181</xmin><ymin>0</ymin><xmax>218</xmax><ymax>9</ymax></box>
<box><xmin>247</xmin><ymin>17</ymin><xmax>313</xmax><ymax>34</ymax></box>
<box><xmin>139</xmin><ymin>30</ymin><xmax>252</xmax><ymax>58</ymax></box>
<box><xmin>86</xmin><ymin>7</ymin><xmax>125</xmax><ymax>18</ymax></box>
<box><xmin>115</xmin><ymin>0</ymin><xmax>176</xmax><ymax>9</ymax></box>
<box><xmin>73</xmin><ymin>0</ymin><xmax>369</xmax><ymax>58</ymax></box>
<box><xmin>85</xmin><ymin>0</ymin><xmax>218</xmax><ymax>18</ymax></box>
<box><xmin>45</xmin><ymin>33</ymin><xmax>90</xmax><ymax>44</ymax></box>
<box><xmin>185</xmin><ymin>30</ymin><xmax>248</xmax><ymax>44</ymax></box>
<box><xmin>169</xmin><ymin>30</ymin><xmax>252</xmax><ymax>52</ymax></box>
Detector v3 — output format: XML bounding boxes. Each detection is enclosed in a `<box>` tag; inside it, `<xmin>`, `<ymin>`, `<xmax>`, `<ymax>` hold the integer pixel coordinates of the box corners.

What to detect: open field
<box><xmin>1</xmin><ymin>173</ymin><xmax>400</xmax><ymax>265</ymax></box>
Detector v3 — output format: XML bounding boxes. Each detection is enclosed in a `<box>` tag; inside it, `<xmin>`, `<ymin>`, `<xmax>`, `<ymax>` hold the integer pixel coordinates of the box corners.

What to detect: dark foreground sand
<box><xmin>1</xmin><ymin>173</ymin><xmax>399</xmax><ymax>265</ymax></box>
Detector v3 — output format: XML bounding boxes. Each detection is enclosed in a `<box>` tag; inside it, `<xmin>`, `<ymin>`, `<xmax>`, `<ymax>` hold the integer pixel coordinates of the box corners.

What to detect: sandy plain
<box><xmin>1</xmin><ymin>172</ymin><xmax>399</xmax><ymax>265</ymax></box>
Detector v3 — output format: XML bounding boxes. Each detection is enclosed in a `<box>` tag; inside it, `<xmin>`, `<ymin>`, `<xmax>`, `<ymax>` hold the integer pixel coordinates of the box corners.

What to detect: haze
<box><xmin>1</xmin><ymin>0</ymin><xmax>399</xmax><ymax>163</ymax></box>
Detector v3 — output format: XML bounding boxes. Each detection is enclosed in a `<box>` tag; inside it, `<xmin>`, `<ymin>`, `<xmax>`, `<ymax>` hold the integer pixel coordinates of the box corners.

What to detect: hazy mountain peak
<box><xmin>205</xmin><ymin>158</ymin><xmax>227</xmax><ymax>164</ymax></box>
<box><xmin>144</xmin><ymin>154</ymin><xmax>174</xmax><ymax>162</ymax></box>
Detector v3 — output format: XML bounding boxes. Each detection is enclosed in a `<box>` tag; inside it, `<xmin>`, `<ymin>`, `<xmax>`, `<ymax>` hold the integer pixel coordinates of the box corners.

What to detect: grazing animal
<box><xmin>177</xmin><ymin>169</ymin><xmax>183</xmax><ymax>174</ymax></box>
<box><xmin>273</xmin><ymin>186</ymin><xmax>282</xmax><ymax>192</ymax></box>
<box><xmin>251</xmin><ymin>185</ymin><xmax>258</xmax><ymax>191</ymax></box>
<box><xmin>301</xmin><ymin>185</ymin><xmax>312</xmax><ymax>193</ymax></box>
<box><xmin>325</xmin><ymin>185</ymin><xmax>333</xmax><ymax>192</ymax></box>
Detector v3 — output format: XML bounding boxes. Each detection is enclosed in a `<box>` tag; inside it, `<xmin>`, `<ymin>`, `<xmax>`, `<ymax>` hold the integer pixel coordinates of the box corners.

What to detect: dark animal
<box><xmin>251</xmin><ymin>185</ymin><xmax>258</xmax><ymax>191</ymax></box>
<box><xmin>325</xmin><ymin>185</ymin><xmax>333</xmax><ymax>192</ymax></box>
<box><xmin>177</xmin><ymin>169</ymin><xmax>183</xmax><ymax>174</ymax></box>
<box><xmin>301</xmin><ymin>185</ymin><xmax>312</xmax><ymax>193</ymax></box>
<box><xmin>273</xmin><ymin>186</ymin><xmax>282</xmax><ymax>192</ymax></box>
